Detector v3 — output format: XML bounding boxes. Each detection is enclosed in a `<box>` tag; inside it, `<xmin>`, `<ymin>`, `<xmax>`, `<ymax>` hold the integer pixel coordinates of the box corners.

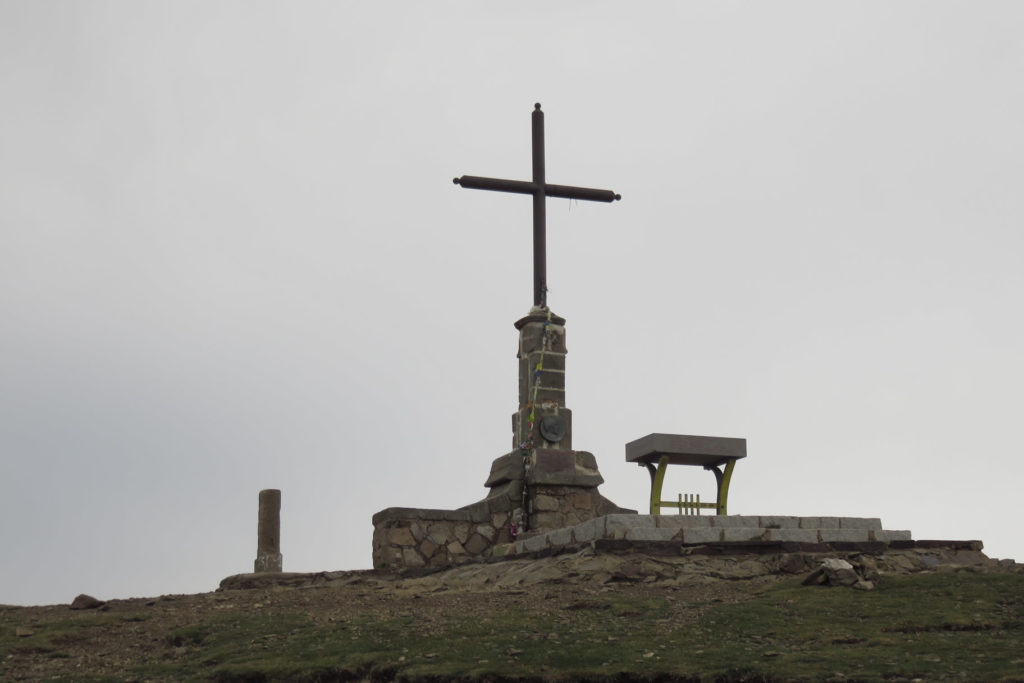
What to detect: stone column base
<box><xmin>254</xmin><ymin>552</ymin><xmax>282</xmax><ymax>573</ymax></box>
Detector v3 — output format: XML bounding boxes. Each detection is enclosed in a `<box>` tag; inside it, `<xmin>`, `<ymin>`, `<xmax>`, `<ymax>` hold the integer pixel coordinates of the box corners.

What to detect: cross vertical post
<box><xmin>532</xmin><ymin>104</ymin><xmax>547</xmax><ymax>306</ymax></box>
<box><xmin>454</xmin><ymin>103</ymin><xmax>620</xmax><ymax>308</ymax></box>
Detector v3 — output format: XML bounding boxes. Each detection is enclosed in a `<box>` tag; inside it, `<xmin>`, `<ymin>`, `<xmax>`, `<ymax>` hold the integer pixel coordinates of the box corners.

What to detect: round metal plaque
<box><xmin>539</xmin><ymin>415</ymin><xmax>567</xmax><ymax>443</ymax></box>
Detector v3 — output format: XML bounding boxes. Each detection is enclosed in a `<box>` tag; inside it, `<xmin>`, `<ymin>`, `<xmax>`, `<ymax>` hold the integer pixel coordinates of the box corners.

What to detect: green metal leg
<box><xmin>648</xmin><ymin>455</ymin><xmax>669</xmax><ymax>515</ymax></box>
<box><xmin>715</xmin><ymin>459</ymin><xmax>736</xmax><ymax>515</ymax></box>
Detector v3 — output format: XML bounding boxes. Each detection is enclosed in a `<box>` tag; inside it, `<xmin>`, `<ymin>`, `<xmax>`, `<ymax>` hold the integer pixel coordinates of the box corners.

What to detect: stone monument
<box><xmin>254</xmin><ymin>489</ymin><xmax>282</xmax><ymax>573</ymax></box>
<box><xmin>372</xmin><ymin>104</ymin><xmax>631</xmax><ymax>570</ymax></box>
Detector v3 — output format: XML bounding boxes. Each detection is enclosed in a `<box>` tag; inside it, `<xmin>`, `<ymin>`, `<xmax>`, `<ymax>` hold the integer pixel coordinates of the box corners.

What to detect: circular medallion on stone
<box><xmin>539</xmin><ymin>415</ymin><xmax>567</xmax><ymax>443</ymax></box>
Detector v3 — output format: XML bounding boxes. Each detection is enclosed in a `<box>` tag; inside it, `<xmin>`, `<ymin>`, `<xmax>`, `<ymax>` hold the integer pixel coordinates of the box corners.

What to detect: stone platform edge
<box><xmin>503</xmin><ymin>538</ymin><xmax>984</xmax><ymax>562</ymax></box>
<box><xmin>492</xmin><ymin>514</ymin><xmax>920</xmax><ymax>559</ymax></box>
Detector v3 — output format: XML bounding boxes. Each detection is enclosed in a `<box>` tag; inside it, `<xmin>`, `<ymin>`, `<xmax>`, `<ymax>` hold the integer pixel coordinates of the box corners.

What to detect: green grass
<box><xmin>0</xmin><ymin>612</ymin><xmax>150</xmax><ymax>657</ymax></box>
<box><xmin>0</xmin><ymin>612</ymin><xmax>153</xmax><ymax>683</ymax></box>
<box><xmin>143</xmin><ymin>572</ymin><xmax>1024</xmax><ymax>681</ymax></box>
<box><xmin>675</xmin><ymin>572</ymin><xmax>1024</xmax><ymax>681</ymax></box>
<box><xmin>3</xmin><ymin>572</ymin><xmax>1023</xmax><ymax>681</ymax></box>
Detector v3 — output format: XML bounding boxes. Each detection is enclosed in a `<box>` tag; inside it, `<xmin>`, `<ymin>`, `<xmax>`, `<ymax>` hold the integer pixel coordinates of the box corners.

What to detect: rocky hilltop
<box><xmin>2</xmin><ymin>543</ymin><xmax>1021</xmax><ymax>682</ymax></box>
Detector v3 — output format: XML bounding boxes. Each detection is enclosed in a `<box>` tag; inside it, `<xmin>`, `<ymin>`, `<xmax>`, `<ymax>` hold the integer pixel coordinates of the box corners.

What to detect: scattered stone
<box><xmin>804</xmin><ymin>558</ymin><xmax>877</xmax><ymax>589</ymax></box>
<box><xmin>70</xmin><ymin>594</ymin><xmax>105</xmax><ymax>610</ymax></box>
<box><xmin>855</xmin><ymin>555</ymin><xmax>880</xmax><ymax>581</ymax></box>
<box><xmin>15</xmin><ymin>626</ymin><xmax>35</xmax><ymax>637</ymax></box>
<box><xmin>779</xmin><ymin>553</ymin><xmax>809</xmax><ymax>574</ymax></box>
<box><xmin>822</xmin><ymin>558</ymin><xmax>852</xmax><ymax>571</ymax></box>
<box><xmin>819</xmin><ymin>557</ymin><xmax>860</xmax><ymax>585</ymax></box>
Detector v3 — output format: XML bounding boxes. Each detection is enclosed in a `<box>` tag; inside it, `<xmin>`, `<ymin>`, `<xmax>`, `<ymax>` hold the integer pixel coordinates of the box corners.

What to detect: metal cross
<box><xmin>454</xmin><ymin>103</ymin><xmax>621</xmax><ymax>308</ymax></box>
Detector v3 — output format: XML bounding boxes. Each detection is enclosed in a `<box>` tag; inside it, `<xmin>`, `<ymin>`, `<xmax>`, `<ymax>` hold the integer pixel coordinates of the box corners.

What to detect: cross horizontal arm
<box><xmin>454</xmin><ymin>175</ymin><xmax>535</xmax><ymax>196</ymax></box>
<box><xmin>546</xmin><ymin>182</ymin><xmax>621</xmax><ymax>203</ymax></box>
<box><xmin>453</xmin><ymin>175</ymin><xmax>621</xmax><ymax>203</ymax></box>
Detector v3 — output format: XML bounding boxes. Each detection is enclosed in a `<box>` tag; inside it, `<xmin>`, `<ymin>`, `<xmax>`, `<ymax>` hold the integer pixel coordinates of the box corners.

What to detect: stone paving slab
<box><xmin>839</xmin><ymin>517</ymin><xmax>882</xmax><ymax>530</ymax></box>
<box><xmin>759</xmin><ymin>515</ymin><xmax>803</xmax><ymax>529</ymax></box>
<box><xmin>710</xmin><ymin>515</ymin><xmax>761</xmax><ymax>528</ymax></box>
<box><xmin>495</xmin><ymin>514</ymin><xmax>915</xmax><ymax>559</ymax></box>
<box><xmin>624</xmin><ymin>527</ymin><xmax>680</xmax><ymax>542</ymax></box>
<box><xmin>764</xmin><ymin>529</ymin><xmax>820</xmax><ymax>543</ymax></box>
<box><xmin>571</xmin><ymin>517</ymin><xmax>603</xmax><ymax>543</ymax></box>
<box><xmin>821</xmin><ymin>529</ymin><xmax>871</xmax><ymax>543</ymax></box>
<box><xmin>721</xmin><ymin>527</ymin><xmax>765</xmax><ymax>542</ymax></box>
<box><xmin>654</xmin><ymin>515</ymin><xmax>714</xmax><ymax>529</ymax></box>
<box><xmin>681</xmin><ymin>528</ymin><xmax>723</xmax><ymax>544</ymax></box>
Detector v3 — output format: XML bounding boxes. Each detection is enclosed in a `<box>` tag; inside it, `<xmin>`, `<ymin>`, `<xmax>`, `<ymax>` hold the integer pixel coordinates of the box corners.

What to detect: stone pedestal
<box><xmin>372</xmin><ymin>307</ymin><xmax>631</xmax><ymax>571</ymax></box>
<box><xmin>512</xmin><ymin>309</ymin><xmax>572</xmax><ymax>451</ymax></box>
<box><xmin>484</xmin><ymin>447</ymin><xmax>625</xmax><ymax>533</ymax></box>
<box><xmin>504</xmin><ymin>308</ymin><xmax>627</xmax><ymax>533</ymax></box>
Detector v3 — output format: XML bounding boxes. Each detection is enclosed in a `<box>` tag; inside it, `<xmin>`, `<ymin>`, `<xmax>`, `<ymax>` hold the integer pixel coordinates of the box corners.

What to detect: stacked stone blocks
<box><xmin>492</xmin><ymin>514</ymin><xmax>913</xmax><ymax>558</ymax></box>
<box><xmin>513</xmin><ymin>312</ymin><xmax>570</xmax><ymax>452</ymax></box>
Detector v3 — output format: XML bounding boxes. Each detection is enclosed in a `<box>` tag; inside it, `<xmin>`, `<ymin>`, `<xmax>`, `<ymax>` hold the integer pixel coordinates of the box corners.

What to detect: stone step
<box><xmin>498</xmin><ymin>514</ymin><xmax>913</xmax><ymax>557</ymax></box>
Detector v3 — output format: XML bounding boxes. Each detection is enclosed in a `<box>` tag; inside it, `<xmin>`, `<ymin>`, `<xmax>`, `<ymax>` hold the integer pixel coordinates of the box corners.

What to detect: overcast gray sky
<box><xmin>2</xmin><ymin>1</ymin><xmax>1023</xmax><ymax>606</ymax></box>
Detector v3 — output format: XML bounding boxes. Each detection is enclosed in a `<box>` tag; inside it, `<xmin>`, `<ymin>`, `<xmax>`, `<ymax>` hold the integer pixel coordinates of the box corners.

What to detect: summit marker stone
<box><xmin>254</xmin><ymin>489</ymin><xmax>282</xmax><ymax>573</ymax></box>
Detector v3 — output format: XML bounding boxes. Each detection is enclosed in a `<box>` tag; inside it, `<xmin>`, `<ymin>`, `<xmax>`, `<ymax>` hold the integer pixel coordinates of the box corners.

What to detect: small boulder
<box><xmin>821</xmin><ymin>558</ymin><xmax>854</xmax><ymax>572</ymax></box>
<box><xmin>804</xmin><ymin>558</ymin><xmax>877</xmax><ymax>588</ymax></box>
<box><xmin>801</xmin><ymin>568</ymin><xmax>827</xmax><ymax>586</ymax></box>
<box><xmin>70</xmin><ymin>594</ymin><xmax>105</xmax><ymax>610</ymax></box>
<box><xmin>779</xmin><ymin>553</ymin><xmax>809</xmax><ymax>574</ymax></box>
<box><xmin>830</xmin><ymin>567</ymin><xmax>861</xmax><ymax>586</ymax></box>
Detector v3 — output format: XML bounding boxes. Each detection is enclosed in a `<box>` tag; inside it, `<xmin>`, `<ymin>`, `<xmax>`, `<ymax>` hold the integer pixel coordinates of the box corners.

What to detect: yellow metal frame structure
<box><xmin>645</xmin><ymin>455</ymin><xmax>736</xmax><ymax>516</ymax></box>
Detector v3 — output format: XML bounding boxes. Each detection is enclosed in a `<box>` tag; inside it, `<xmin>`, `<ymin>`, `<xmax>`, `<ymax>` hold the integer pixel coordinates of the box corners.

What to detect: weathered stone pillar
<box><xmin>254</xmin><ymin>489</ymin><xmax>282</xmax><ymax>573</ymax></box>
<box><xmin>371</xmin><ymin>307</ymin><xmax>633</xmax><ymax>571</ymax></box>
<box><xmin>512</xmin><ymin>308</ymin><xmax>571</xmax><ymax>451</ymax></box>
<box><xmin>490</xmin><ymin>308</ymin><xmax>629</xmax><ymax>533</ymax></box>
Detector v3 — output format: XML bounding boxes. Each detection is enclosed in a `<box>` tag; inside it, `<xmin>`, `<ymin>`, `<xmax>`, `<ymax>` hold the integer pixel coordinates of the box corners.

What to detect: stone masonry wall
<box><xmin>371</xmin><ymin>474</ymin><xmax>527</xmax><ymax>570</ymax></box>
<box><xmin>528</xmin><ymin>484</ymin><xmax>627</xmax><ymax>531</ymax></box>
<box><xmin>372</xmin><ymin>507</ymin><xmax>517</xmax><ymax>570</ymax></box>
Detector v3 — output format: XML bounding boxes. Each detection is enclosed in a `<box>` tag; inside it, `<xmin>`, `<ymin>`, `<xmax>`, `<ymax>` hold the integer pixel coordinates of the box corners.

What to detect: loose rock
<box><xmin>70</xmin><ymin>594</ymin><xmax>105</xmax><ymax>610</ymax></box>
<box><xmin>804</xmin><ymin>559</ymin><xmax>875</xmax><ymax>589</ymax></box>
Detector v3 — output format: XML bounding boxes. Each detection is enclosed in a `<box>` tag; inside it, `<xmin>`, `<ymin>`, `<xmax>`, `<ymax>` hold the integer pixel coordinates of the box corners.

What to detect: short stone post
<box><xmin>254</xmin><ymin>489</ymin><xmax>282</xmax><ymax>573</ymax></box>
